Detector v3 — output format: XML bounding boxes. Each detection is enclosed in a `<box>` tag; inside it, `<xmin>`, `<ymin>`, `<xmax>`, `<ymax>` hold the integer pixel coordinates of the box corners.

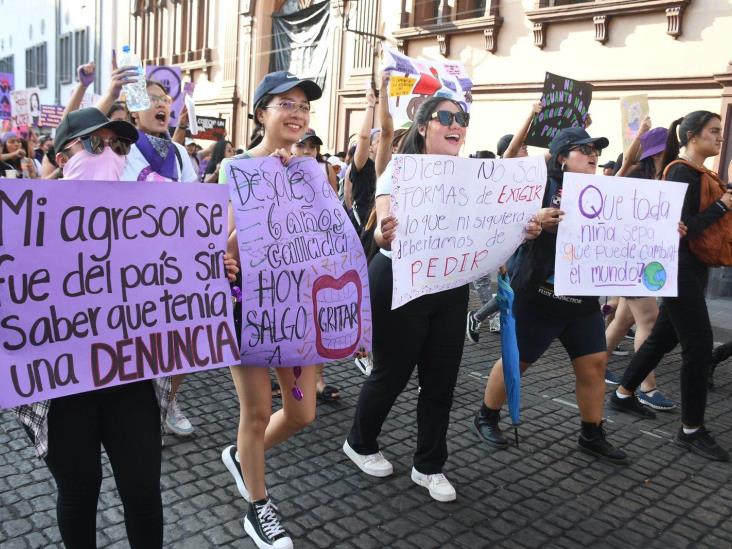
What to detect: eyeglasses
<box><xmin>148</xmin><ymin>93</ymin><xmax>173</xmax><ymax>106</ymax></box>
<box><xmin>263</xmin><ymin>101</ymin><xmax>311</xmax><ymax>114</ymax></box>
<box><xmin>569</xmin><ymin>144</ymin><xmax>601</xmax><ymax>157</ymax></box>
<box><xmin>64</xmin><ymin>135</ymin><xmax>132</xmax><ymax>156</ymax></box>
<box><xmin>429</xmin><ymin>110</ymin><xmax>470</xmax><ymax>128</ymax></box>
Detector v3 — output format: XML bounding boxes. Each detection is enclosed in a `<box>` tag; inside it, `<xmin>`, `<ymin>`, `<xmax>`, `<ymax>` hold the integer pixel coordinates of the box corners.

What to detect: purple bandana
<box><xmin>135</xmin><ymin>130</ymin><xmax>178</xmax><ymax>181</ymax></box>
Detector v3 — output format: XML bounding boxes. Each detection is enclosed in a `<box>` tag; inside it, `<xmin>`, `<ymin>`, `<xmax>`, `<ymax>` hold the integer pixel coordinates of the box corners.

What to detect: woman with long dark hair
<box><xmin>203</xmin><ymin>138</ymin><xmax>235</xmax><ymax>183</ymax></box>
<box><xmin>474</xmin><ymin>127</ymin><xmax>628</xmax><ymax>464</ymax></box>
<box><xmin>610</xmin><ymin>111</ymin><xmax>732</xmax><ymax>461</ymax></box>
<box><xmin>343</xmin><ymin>95</ymin><xmax>540</xmax><ymax>501</ymax></box>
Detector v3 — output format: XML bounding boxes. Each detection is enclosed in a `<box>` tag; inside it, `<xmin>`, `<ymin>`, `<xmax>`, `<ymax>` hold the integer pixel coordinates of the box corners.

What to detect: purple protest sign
<box><xmin>39</xmin><ymin>105</ymin><xmax>65</xmax><ymax>128</ymax></box>
<box><xmin>226</xmin><ymin>156</ymin><xmax>371</xmax><ymax>366</ymax></box>
<box><xmin>0</xmin><ymin>178</ymin><xmax>238</xmax><ymax>409</ymax></box>
<box><xmin>146</xmin><ymin>65</ymin><xmax>184</xmax><ymax>125</ymax></box>
<box><xmin>0</xmin><ymin>73</ymin><xmax>13</xmax><ymax>121</ymax></box>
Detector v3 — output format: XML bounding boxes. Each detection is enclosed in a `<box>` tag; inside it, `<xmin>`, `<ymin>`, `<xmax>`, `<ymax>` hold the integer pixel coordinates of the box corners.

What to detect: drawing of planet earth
<box><xmin>642</xmin><ymin>262</ymin><xmax>666</xmax><ymax>291</ymax></box>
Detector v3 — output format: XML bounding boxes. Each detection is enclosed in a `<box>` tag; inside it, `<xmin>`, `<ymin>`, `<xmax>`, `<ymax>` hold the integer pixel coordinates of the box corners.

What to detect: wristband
<box><xmin>177</xmin><ymin>124</ymin><xmax>189</xmax><ymax>130</ymax></box>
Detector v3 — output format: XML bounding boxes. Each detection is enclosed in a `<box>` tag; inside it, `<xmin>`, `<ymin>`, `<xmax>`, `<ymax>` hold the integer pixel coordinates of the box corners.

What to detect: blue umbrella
<box><xmin>496</xmin><ymin>268</ymin><xmax>521</xmax><ymax>447</ymax></box>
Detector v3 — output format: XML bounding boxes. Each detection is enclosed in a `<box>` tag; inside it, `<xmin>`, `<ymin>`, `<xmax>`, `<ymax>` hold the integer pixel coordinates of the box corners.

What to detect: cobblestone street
<box><xmin>2</xmin><ymin>295</ymin><xmax>732</xmax><ymax>548</ymax></box>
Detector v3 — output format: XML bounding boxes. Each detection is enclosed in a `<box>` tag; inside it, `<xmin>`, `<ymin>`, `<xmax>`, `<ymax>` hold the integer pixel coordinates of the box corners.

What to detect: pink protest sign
<box><xmin>0</xmin><ymin>178</ymin><xmax>238</xmax><ymax>409</ymax></box>
<box><xmin>226</xmin><ymin>156</ymin><xmax>371</xmax><ymax>366</ymax></box>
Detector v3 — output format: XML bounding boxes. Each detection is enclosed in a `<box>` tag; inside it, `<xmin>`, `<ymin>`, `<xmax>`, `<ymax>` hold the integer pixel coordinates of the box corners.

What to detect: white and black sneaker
<box><xmin>466</xmin><ymin>311</ymin><xmax>481</xmax><ymax>343</ymax></box>
<box><xmin>222</xmin><ymin>445</ymin><xmax>249</xmax><ymax>501</ymax></box>
<box><xmin>244</xmin><ymin>498</ymin><xmax>293</xmax><ymax>549</ymax></box>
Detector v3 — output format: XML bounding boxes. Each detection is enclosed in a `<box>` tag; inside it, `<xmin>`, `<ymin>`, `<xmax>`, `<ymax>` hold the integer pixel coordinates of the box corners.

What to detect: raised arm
<box><xmin>503</xmin><ymin>101</ymin><xmax>543</xmax><ymax>159</ymax></box>
<box><xmin>616</xmin><ymin>115</ymin><xmax>651</xmax><ymax>177</ymax></box>
<box><xmin>63</xmin><ymin>63</ymin><xmax>96</xmax><ymax>117</ymax></box>
<box><xmin>353</xmin><ymin>87</ymin><xmax>377</xmax><ymax>171</ymax></box>
<box><xmin>375</xmin><ymin>73</ymin><xmax>394</xmax><ymax>178</ymax></box>
<box><xmin>96</xmin><ymin>57</ymin><xmax>139</xmax><ymax>116</ymax></box>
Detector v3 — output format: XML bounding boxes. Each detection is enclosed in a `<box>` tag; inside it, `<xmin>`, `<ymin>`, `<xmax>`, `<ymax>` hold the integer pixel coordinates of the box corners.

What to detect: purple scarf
<box><xmin>135</xmin><ymin>130</ymin><xmax>178</xmax><ymax>181</ymax></box>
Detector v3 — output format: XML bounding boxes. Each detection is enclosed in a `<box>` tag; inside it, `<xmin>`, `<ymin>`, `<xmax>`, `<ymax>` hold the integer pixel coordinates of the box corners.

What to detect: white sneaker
<box><xmin>354</xmin><ymin>355</ymin><xmax>373</xmax><ymax>376</ymax></box>
<box><xmin>411</xmin><ymin>467</ymin><xmax>456</xmax><ymax>502</ymax></box>
<box><xmin>165</xmin><ymin>398</ymin><xmax>194</xmax><ymax>436</ymax></box>
<box><xmin>222</xmin><ymin>445</ymin><xmax>250</xmax><ymax>501</ymax></box>
<box><xmin>343</xmin><ymin>440</ymin><xmax>393</xmax><ymax>477</ymax></box>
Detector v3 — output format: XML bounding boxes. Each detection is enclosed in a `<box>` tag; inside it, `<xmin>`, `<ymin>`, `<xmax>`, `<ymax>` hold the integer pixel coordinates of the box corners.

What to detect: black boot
<box><xmin>474</xmin><ymin>405</ymin><xmax>508</xmax><ymax>449</ymax></box>
<box><xmin>578</xmin><ymin>421</ymin><xmax>628</xmax><ymax>465</ymax></box>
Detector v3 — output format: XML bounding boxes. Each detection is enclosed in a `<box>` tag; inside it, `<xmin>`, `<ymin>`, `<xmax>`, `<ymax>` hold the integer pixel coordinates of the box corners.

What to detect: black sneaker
<box><xmin>466</xmin><ymin>311</ymin><xmax>481</xmax><ymax>343</ymax></box>
<box><xmin>244</xmin><ymin>498</ymin><xmax>293</xmax><ymax>549</ymax></box>
<box><xmin>675</xmin><ymin>427</ymin><xmax>730</xmax><ymax>462</ymax></box>
<box><xmin>625</xmin><ymin>328</ymin><xmax>635</xmax><ymax>340</ymax></box>
<box><xmin>473</xmin><ymin>411</ymin><xmax>508</xmax><ymax>449</ymax></box>
<box><xmin>577</xmin><ymin>423</ymin><xmax>628</xmax><ymax>465</ymax></box>
<box><xmin>222</xmin><ymin>445</ymin><xmax>249</xmax><ymax>501</ymax></box>
<box><xmin>608</xmin><ymin>392</ymin><xmax>657</xmax><ymax>419</ymax></box>
<box><xmin>604</xmin><ymin>369</ymin><xmax>620</xmax><ymax>385</ymax></box>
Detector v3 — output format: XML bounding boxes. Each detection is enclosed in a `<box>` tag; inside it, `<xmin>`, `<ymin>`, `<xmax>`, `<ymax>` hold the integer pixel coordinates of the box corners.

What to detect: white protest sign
<box><xmin>554</xmin><ymin>173</ymin><xmax>688</xmax><ymax>297</ymax></box>
<box><xmin>185</xmin><ymin>94</ymin><xmax>199</xmax><ymax>135</ymax></box>
<box><xmin>390</xmin><ymin>154</ymin><xmax>546</xmax><ymax>309</ymax></box>
<box><xmin>382</xmin><ymin>48</ymin><xmax>472</xmax><ymax>124</ymax></box>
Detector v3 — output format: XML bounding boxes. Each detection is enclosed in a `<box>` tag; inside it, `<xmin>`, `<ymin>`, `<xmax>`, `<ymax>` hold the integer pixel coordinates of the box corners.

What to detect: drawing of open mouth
<box><xmin>312</xmin><ymin>270</ymin><xmax>362</xmax><ymax>359</ymax></box>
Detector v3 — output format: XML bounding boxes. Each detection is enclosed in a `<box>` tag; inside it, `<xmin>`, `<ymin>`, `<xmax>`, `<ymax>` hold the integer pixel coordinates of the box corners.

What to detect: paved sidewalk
<box><xmin>2</xmin><ymin>295</ymin><xmax>732</xmax><ymax>548</ymax></box>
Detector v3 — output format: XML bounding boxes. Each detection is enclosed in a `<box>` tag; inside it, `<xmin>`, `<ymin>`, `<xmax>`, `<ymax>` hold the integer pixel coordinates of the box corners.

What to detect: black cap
<box><xmin>55</xmin><ymin>108</ymin><xmax>138</xmax><ymax>152</ymax></box>
<box><xmin>496</xmin><ymin>134</ymin><xmax>513</xmax><ymax>157</ymax></box>
<box><xmin>599</xmin><ymin>160</ymin><xmax>616</xmax><ymax>170</ymax></box>
<box><xmin>548</xmin><ymin>127</ymin><xmax>609</xmax><ymax>159</ymax></box>
<box><xmin>298</xmin><ymin>129</ymin><xmax>323</xmax><ymax>146</ymax></box>
<box><xmin>252</xmin><ymin>71</ymin><xmax>322</xmax><ymax>113</ymax></box>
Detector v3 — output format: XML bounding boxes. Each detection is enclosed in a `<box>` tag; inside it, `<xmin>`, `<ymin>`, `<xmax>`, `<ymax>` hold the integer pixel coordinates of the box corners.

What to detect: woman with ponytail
<box><xmin>343</xmin><ymin>95</ymin><xmax>540</xmax><ymax>501</ymax></box>
<box><xmin>610</xmin><ymin>111</ymin><xmax>732</xmax><ymax>462</ymax></box>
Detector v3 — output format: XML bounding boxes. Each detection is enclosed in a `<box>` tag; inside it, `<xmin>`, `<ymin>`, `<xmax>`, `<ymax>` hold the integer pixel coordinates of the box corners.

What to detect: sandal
<box><xmin>316</xmin><ymin>385</ymin><xmax>341</xmax><ymax>402</ymax></box>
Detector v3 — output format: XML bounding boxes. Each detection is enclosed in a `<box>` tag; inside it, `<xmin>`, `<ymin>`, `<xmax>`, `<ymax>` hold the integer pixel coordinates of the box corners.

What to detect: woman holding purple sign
<box><xmin>218</xmin><ymin>71</ymin><xmax>323</xmax><ymax>549</ymax></box>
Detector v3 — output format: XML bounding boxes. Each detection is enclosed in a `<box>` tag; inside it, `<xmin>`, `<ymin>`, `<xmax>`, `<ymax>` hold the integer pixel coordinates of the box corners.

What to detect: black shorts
<box><xmin>514</xmin><ymin>297</ymin><xmax>606</xmax><ymax>364</ymax></box>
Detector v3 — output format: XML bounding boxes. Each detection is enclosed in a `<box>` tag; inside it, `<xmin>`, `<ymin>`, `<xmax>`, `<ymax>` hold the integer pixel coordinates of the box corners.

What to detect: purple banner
<box><xmin>226</xmin><ymin>156</ymin><xmax>371</xmax><ymax>366</ymax></box>
<box><xmin>0</xmin><ymin>179</ymin><xmax>238</xmax><ymax>409</ymax></box>
<box><xmin>0</xmin><ymin>73</ymin><xmax>12</xmax><ymax>121</ymax></box>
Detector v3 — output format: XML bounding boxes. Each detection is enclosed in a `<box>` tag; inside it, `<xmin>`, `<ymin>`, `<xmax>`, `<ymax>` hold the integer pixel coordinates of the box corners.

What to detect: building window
<box><xmin>413</xmin><ymin>0</ymin><xmax>439</xmax><ymax>26</ymax></box>
<box><xmin>74</xmin><ymin>27</ymin><xmax>89</xmax><ymax>77</ymax></box>
<box><xmin>25</xmin><ymin>43</ymin><xmax>47</xmax><ymax>88</ymax></box>
<box><xmin>0</xmin><ymin>54</ymin><xmax>13</xmax><ymax>74</ymax></box>
<box><xmin>455</xmin><ymin>0</ymin><xmax>487</xmax><ymax>20</ymax></box>
<box><xmin>59</xmin><ymin>33</ymin><xmax>72</xmax><ymax>84</ymax></box>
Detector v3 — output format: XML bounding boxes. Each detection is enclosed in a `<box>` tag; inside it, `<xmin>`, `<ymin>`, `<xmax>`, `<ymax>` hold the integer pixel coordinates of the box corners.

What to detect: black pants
<box><xmin>620</xmin><ymin>260</ymin><xmax>711</xmax><ymax>426</ymax></box>
<box><xmin>45</xmin><ymin>381</ymin><xmax>163</xmax><ymax>549</ymax></box>
<box><xmin>347</xmin><ymin>252</ymin><xmax>469</xmax><ymax>474</ymax></box>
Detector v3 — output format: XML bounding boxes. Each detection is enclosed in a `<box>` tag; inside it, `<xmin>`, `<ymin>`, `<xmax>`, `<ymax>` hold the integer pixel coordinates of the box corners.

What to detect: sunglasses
<box><xmin>263</xmin><ymin>101</ymin><xmax>311</xmax><ymax>114</ymax></box>
<box><xmin>429</xmin><ymin>110</ymin><xmax>470</xmax><ymax>128</ymax></box>
<box><xmin>569</xmin><ymin>144</ymin><xmax>601</xmax><ymax>157</ymax></box>
<box><xmin>64</xmin><ymin>134</ymin><xmax>132</xmax><ymax>156</ymax></box>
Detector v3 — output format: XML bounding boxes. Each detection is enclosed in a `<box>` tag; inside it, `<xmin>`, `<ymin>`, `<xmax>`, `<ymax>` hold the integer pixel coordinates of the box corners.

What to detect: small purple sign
<box><xmin>146</xmin><ymin>65</ymin><xmax>184</xmax><ymax>125</ymax></box>
<box><xmin>0</xmin><ymin>72</ymin><xmax>13</xmax><ymax>121</ymax></box>
<box><xmin>39</xmin><ymin>105</ymin><xmax>65</xmax><ymax>128</ymax></box>
<box><xmin>226</xmin><ymin>156</ymin><xmax>372</xmax><ymax>366</ymax></box>
<box><xmin>0</xmin><ymin>179</ymin><xmax>238</xmax><ymax>409</ymax></box>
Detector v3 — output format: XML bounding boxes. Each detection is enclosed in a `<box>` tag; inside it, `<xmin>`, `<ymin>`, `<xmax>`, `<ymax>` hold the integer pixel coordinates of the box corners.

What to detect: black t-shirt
<box><xmin>349</xmin><ymin>158</ymin><xmax>376</xmax><ymax>215</ymax></box>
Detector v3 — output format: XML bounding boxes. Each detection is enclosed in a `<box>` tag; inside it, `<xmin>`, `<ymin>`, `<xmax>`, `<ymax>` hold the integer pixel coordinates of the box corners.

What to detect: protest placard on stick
<box><xmin>554</xmin><ymin>173</ymin><xmax>688</xmax><ymax>297</ymax></box>
<box><xmin>227</xmin><ymin>156</ymin><xmax>371</xmax><ymax>366</ymax></box>
<box><xmin>620</xmin><ymin>94</ymin><xmax>649</xmax><ymax>150</ymax></box>
<box><xmin>525</xmin><ymin>72</ymin><xmax>593</xmax><ymax>148</ymax></box>
<box><xmin>0</xmin><ymin>179</ymin><xmax>237</xmax><ymax>409</ymax></box>
<box><xmin>389</xmin><ymin>154</ymin><xmax>546</xmax><ymax>309</ymax></box>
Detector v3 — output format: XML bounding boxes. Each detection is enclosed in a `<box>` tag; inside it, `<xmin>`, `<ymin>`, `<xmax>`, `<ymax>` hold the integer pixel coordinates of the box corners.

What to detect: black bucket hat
<box><xmin>55</xmin><ymin>107</ymin><xmax>138</xmax><ymax>152</ymax></box>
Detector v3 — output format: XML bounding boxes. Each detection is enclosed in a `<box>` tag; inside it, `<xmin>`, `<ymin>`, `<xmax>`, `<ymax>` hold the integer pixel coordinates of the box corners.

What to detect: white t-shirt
<box><xmin>121</xmin><ymin>141</ymin><xmax>198</xmax><ymax>182</ymax></box>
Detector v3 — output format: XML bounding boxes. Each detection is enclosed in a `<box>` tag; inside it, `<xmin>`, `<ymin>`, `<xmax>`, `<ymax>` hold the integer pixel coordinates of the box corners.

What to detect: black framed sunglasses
<box><xmin>429</xmin><ymin>110</ymin><xmax>470</xmax><ymax>128</ymax></box>
<box><xmin>65</xmin><ymin>134</ymin><xmax>132</xmax><ymax>156</ymax></box>
<box><xmin>569</xmin><ymin>144</ymin><xmax>601</xmax><ymax>157</ymax></box>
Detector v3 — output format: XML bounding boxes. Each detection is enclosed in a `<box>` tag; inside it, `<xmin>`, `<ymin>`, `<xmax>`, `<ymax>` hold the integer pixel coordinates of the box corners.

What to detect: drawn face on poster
<box><xmin>29</xmin><ymin>92</ymin><xmax>41</xmax><ymax>128</ymax></box>
<box><xmin>382</xmin><ymin>48</ymin><xmax>473</xmax><ymax>124</ymax></box>
<box><xmin>525</xmin><ymin>73</ymin><xmax>593</xmax><ymax>148</ymax></box>
<box><xmin>620</xmin><ymin>94</ymin><xmax>649</xmax><ymax>150</ymax></box>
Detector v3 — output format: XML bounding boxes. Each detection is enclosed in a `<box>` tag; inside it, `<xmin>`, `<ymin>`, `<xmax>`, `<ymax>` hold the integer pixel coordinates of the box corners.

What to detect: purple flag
<box><xmin>0</xmin><ymin>179</ymin><xmax>238</xmax><ymax>409</ymax></box>
<box><xmin>226</xmin><ymin>156</ymin><xmax>372</xmax><ymax>366</ymax></box>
